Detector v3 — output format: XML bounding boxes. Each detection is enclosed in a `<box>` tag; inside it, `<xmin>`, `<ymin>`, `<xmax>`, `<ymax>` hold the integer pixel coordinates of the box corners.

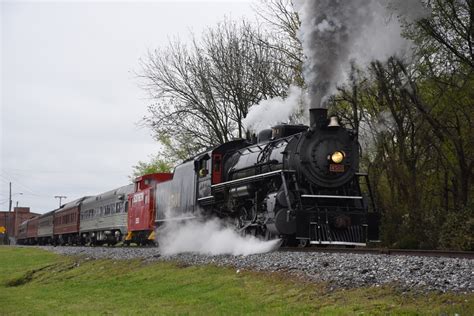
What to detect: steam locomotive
<box><xmin>17</xmin><ymin>108</ymin><xmax>379</xmax><ymax>247</ymax></box>
<box><xmin>150</xmin><ymin>107</ymin><xmax>379</xmax><ymax>246</ymax></box>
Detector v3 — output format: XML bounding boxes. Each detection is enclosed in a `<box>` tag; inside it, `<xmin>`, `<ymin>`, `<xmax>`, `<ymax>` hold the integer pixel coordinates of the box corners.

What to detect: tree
<box><xmin>332</xmin><ymin>58</ymin><xmax>437</xmax><ymax>247</ymax></box>
<box><xmin>253</xmin><ymin>0</ymin><xmax>304</xmax><ymax>86</ymax></box>
<box><xmin>140</xmin><ymin>19</ymin><xmax>295</xmax><ymax>161</ymax></box>
<box><xmin>410</xmin><ymin>0</ymin><xmax>474</xmax><ymax>72</ymax></box>
<box><xmin>401</xmin><ymin>0</ymin><xmax>474</xmax><ymax>207</ymax></box>
<box><xmin>130</xmin><ymin>155</ymin><xmax>173</xmax><ymax>180</ymax></box>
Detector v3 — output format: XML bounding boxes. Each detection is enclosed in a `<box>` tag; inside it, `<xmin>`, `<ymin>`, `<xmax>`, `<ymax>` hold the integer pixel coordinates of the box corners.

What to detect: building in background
<box><xmin>0</xmin><ymin>207</ymin><xmax>40</xmax><ymax>244</ymax></box>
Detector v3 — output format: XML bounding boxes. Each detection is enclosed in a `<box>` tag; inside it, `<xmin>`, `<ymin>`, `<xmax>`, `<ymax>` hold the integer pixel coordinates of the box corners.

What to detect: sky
<box><xmin>1</xmin><ymin>0</ymin><xmax>255</xmax><ymax>214</ymax></box>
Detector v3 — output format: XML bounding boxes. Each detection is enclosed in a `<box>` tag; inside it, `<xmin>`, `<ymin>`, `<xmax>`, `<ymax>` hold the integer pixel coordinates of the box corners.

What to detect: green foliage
<box><xmin>330</xmin><ymin>0</ymin><xmax>474</xmax><ymax>249</ymax></box>
<box><xmin>439</xmin><ymin>204</ymin><xmax>474</xmax><ymax>251</ymax></box>
<box><xmin>1</xmin><ymin>247</ymin><xmax>473</xmax><ymax>315</ymax></box>
<box><xmin>334</xmin><ymin>59</ymin><xmax>473</xmax><ymax>248</ymax></box>
<box><xmin>156</xmin><ymin>134</ymin><xmax>198</xmax><ymax>163</ymax></box>
<box><xmin>130</xmin><ymin>155</ymin><xmax>173</xmax><ymax>180</ymax></box>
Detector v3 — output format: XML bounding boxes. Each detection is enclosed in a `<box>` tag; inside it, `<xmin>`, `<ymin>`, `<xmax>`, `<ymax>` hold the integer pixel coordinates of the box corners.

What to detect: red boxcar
<box><xmin>53</xmin><ymin>197</ymin><xmax>87</xmax><ymax>245</ymax></box>
<box><xmin>126</xmin><ymin>173</ymin><xmax>172</xmax><ymax>245</ymax></box>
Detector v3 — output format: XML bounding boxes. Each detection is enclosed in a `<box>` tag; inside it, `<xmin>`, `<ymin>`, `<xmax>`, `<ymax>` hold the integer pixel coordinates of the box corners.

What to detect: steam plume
<box><xmin>243</xmin><ymin>85</ymin><xmax>307</xmax><ymax>132</ymax></box>
<box><xmin>294</xmin><ymin>0</ymin><xmax>428</xmax><ymax>108</ymax></box>
<box><xmin>158</xmin><ymin>218</ymin><xmax>281</xmax><ymax>256</ymax></box>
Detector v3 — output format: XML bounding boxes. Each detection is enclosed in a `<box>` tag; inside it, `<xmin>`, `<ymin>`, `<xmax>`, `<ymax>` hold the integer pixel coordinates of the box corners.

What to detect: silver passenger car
<box><xmin>37</xmin><ymin>210</ymin><xmax>54</xmax><ymax>245</ymax></box>
<box><xmin>80</xmin><ymin>184</ymin><xmax>134</xmax><ymax>245</ymax></box>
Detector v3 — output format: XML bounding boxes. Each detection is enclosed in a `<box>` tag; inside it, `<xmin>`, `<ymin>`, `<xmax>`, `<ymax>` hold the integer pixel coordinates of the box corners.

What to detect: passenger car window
<box><xmin>116</xmin><ymin>202</ymin><xmax>121</xmax><ymax>213</ymax></box>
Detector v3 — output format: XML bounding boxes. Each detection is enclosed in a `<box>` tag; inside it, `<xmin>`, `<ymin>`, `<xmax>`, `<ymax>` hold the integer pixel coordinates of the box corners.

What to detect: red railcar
<box><xmin>126</xmin><ymin>173</ymin><xmax>172</xmax><ymax>245</ymax></box>
<box><xmin>26</xmin><ymin>216</ymin><xmax>39</xmax><ymax>244</ymax></box>
<box><xmin>53</xmin><ymin>197</ymin><xmax>88</xmax><ymax>245</ymax></box>
<box><xmin>17</xmin><ymin>221</ymin><xmax>28</xmax><ymax>242</ymax></box>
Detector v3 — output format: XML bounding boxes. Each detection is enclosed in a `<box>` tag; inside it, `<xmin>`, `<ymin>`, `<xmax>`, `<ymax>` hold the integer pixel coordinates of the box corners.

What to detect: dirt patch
<box><xmin>5</xmin><ymin>261</ymin><xmax>77</xmax><ymax>287</ymax></box>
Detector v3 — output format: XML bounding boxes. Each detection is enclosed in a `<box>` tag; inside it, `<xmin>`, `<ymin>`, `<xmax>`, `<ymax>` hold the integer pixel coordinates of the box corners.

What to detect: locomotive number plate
<box><xmin>329</xmin><ymin>164</ymin><xmax>345</xmax><ymax>173</ymax></box>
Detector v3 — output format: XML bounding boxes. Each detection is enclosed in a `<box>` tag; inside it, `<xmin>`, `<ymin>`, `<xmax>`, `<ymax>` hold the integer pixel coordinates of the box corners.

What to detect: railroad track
<box><xmin>279</xmin><ymin>247</ymin><xmax>474</xmax><ymax>259</ymax></box>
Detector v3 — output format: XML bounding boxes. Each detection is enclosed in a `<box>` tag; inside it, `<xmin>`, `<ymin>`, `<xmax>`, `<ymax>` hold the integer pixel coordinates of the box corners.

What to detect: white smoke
<box><xmin>158</xmin><ymin>218</ymin><xmax>281</xmax><ymax>256</ymax></box>
<box><xmin>388</xmin><ymin>0</ymin><xmax>430</xmax><ymax>22</ymax></box>
<box><xmin>359</xmin><ymin>111</ymin><xmax>396</xmax><ymax>153</ymax></box>
<box><xmin>294</xmin><ymin>0</ymin><xmax>429</xmax><ymax>108</ymax></box>
<box><xmin>243</xmin><ymin>85</ymin><xmax>308</xmax><ymax>132</ymax></box>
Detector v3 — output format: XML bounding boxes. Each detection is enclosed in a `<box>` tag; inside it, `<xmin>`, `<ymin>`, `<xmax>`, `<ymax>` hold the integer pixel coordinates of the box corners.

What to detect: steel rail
<box><xmin>278</xmin><ymin>247</ymin><xmax>474</xmax><ymax>259</ymax></box>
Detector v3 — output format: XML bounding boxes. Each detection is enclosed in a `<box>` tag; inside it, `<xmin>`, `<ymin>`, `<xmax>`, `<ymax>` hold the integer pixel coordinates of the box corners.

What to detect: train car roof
<box><xmin>60</xmin><ymin>196</ymin><xmax>90</xmax><ymax>210</ymax></box>
<box><xmin>82</xmin><ymin>184</ymin><xmax>134</xmax><ymax>204</ymax></box>
<box><xmin>39</xmin><ymin>210</ymin><xmax>55</xmax><ymax>218</ymax></box>
<box><xmin>19</xmin><ymin>214</ymin><xmax>41</xmax><ymax>226</ymax></box>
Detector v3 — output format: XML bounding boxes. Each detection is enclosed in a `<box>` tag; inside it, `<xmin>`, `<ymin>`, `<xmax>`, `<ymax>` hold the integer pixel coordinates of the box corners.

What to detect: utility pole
<box><xmin>8</xmin><ymin>182</ymin><xmax>12</xmax><ymax>212</ymax></box>
<box><xmin>55</xmin><ymin>195</ymin><xmax>67</xmax><ymax>208</ymax></box>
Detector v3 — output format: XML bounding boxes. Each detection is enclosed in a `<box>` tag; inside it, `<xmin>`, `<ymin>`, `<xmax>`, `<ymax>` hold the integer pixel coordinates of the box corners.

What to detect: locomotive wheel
<box><xmin>298</xmin><ymin>239</ymin><xmax>309</xmax><ymax>248</ymax></box>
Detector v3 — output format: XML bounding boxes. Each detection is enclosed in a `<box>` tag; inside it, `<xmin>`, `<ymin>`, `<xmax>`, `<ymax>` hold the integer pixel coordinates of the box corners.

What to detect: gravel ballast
<box><xmin>36</xmin><ymin>246</ymin><xmax>473</xmax><ymax>293</ymax></box>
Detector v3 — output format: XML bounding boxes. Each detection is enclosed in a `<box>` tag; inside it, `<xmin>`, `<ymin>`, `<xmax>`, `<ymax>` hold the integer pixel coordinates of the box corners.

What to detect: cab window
<box><xmin>199</xmin><ymin>159</ymin><xmax>209</xmax><ymax>177</ymax></box>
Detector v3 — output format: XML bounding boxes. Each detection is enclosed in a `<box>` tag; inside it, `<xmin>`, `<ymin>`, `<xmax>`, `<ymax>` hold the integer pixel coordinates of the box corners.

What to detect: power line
<box><xmin>8</xmin><ymin>182</ymin><xmax>11</xmax><ymax>211</ymax></box>
<box><xmin>2</xmin><ymin>168</ymin><xmax>127</xmax><ymax>175</ymax></box>
<box><xmin>0</xmin><ymin>172</ymin><xmax>39</xmax><ymax>196</ymax></box>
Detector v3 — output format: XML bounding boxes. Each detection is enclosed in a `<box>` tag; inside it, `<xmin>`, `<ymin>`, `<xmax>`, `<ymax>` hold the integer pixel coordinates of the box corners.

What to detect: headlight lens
<box><xmin>331</xmin><ymin>151</ymin><xmax>345</xmax><ymax>164</ymax></box>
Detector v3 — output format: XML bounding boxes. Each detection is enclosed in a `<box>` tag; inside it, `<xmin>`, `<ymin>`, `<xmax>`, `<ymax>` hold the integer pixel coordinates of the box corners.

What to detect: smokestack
<box><xmin>309</xmin><ymin>108</ymin><xmax>328</xmax><ymax>128</ymax></box>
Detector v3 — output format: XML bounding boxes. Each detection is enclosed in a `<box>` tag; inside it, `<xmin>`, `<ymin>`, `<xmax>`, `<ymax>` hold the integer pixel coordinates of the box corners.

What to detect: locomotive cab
<box><xmin>196</xmin><ymin>140</ymin><xmax>251</xmax><ymax>208</ymax></box>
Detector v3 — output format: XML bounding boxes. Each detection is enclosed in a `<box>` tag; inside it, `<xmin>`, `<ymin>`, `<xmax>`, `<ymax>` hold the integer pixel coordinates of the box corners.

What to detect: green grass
<box><xmin>0</xmin><ymin>246</ymin><xmax>472</xmax><ymax>315</ymax></box>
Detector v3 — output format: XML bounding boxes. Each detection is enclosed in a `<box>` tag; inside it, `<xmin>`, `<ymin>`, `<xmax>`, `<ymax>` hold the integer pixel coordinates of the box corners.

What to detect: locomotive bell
<box><xmin>328</xmin><ymin>116</ymin><xmax>340</xmax><ymax>127</ymax></box>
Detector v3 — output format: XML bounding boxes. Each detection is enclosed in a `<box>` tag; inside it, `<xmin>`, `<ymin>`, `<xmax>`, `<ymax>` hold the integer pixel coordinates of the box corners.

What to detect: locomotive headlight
<box><xmin>331</xmin><ymin>151</ymin><xmax>345</xmax><ymax>164</ymax></box>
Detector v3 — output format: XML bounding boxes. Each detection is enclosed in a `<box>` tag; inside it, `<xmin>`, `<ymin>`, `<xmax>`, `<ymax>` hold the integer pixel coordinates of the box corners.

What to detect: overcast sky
<box><xmin>1</xmin><ymin>0</ymin><xmax>255</xmax><ymax>214</ymax></box>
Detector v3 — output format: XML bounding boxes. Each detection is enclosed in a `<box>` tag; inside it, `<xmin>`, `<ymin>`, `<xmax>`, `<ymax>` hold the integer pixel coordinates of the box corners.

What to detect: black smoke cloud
<box><xmin>294</xmin><ymin>0</ymin><xmax>428</xmax><ymax>109</ymax></box>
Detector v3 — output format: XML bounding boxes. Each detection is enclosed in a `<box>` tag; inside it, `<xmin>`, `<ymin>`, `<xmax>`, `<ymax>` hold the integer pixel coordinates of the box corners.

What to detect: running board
<box><xmin>212</xmin><ymin>170</ymin><xmax>295</xmax><ymax>190</ymax></box>
<box><xmin>197</xmin><ymin>196</ymin><xmax>214</xmax><ymax>202</ymax></box>
<box><xmin>156</xmin><ymin>216</ymin><xmax>197</xmax><ymax>223</ymax></box>
<box><xmin>301</xmin><ymin>194</ymin><xmax>363</xmax><ymax>200</ymax></box>
<box><xmin>309</xmin><ymin>241</ymin><xmax>367</xmax><ymax>246</ymax></box>
<box><xmin>197</xmin><ymin>195</ymin><xmax>215</xmax><ymax>205</ymax></box>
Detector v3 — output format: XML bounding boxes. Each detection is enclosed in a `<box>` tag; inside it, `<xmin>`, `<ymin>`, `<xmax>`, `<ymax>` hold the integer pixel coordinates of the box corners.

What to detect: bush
<box><xmin>438</xmin><ymin>205</ymin><xmax>474</xmax><ymax>251</ymax></box>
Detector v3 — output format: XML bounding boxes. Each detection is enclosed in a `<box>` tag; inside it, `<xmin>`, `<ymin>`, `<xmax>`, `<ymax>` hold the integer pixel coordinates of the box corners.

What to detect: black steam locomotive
<box><xmin>155</xmin><ymin>108</ymin><xmax>379</xmax><ymax>247</ymax></box>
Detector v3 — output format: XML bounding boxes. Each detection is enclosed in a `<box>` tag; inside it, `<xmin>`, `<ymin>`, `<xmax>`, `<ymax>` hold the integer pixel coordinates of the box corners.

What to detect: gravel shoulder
<box><xmin>36</xmin><ymin>246</ymin><xmax>473</xmax><ymax>293</ymax></box>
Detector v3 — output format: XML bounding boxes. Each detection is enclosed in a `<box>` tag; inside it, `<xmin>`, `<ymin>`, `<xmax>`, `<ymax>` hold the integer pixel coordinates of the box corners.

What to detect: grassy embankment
<box><xmin>0</xmin><ymin>246</ymin><xmax>472</xmax><ymax>315</ymax></box>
